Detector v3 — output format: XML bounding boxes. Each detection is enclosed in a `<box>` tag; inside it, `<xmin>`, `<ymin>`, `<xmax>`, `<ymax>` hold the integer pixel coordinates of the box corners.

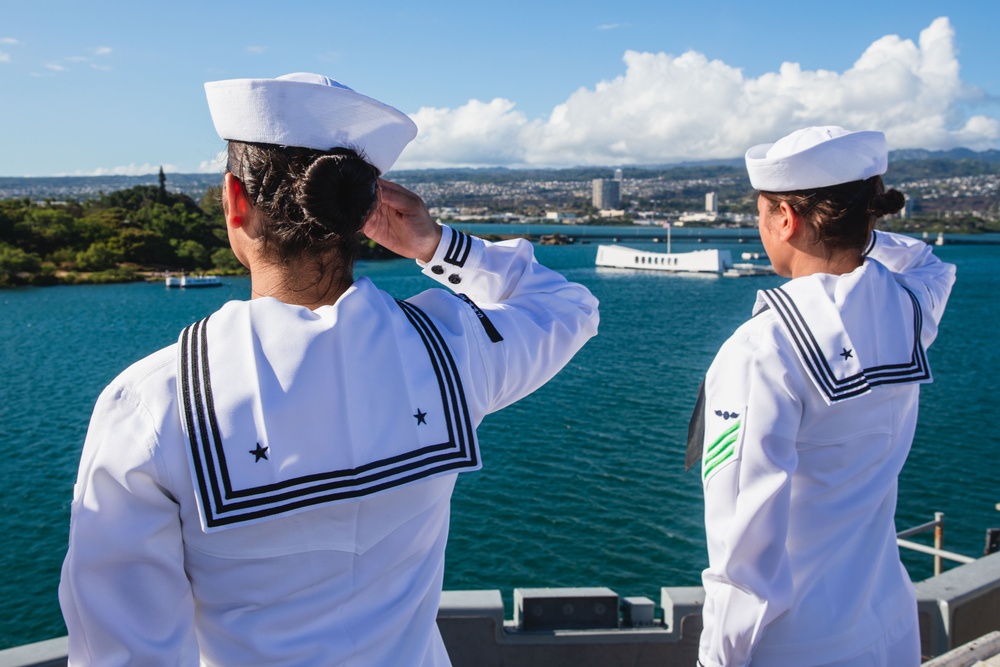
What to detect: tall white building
<box><xmin>902</xmin><ymin>198</ymin><xmax>914</xmax><ymax>219</ymax></box>
<box><xmin>705</xmin><ymin>192</ymin><xmax>718</xmax><ymax>214</ymax></box>
<box><xmin>593</xmin><ymin>178</ymin><xmax>621</xmax><ymax>210</ymax></box>
<box><xmin>614</xmin><ymin>168</ymin><xmax>623</xmax><ymax>182</ymax></box>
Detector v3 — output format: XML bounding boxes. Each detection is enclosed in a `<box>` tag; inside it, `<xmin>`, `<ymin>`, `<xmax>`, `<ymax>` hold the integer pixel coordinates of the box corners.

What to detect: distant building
<box><xmin>614</xmin><ymin>168</ymin><xmax>623</xmax><ymax>182</ymax></box>
<box><xmin>679</xmin><ymin>211</ymin><xmax>718</xmax><ymax>224</ymax></box>
<box><xmin>705</xmin><ymin>192</ymin><xmax>718</xmax><ymax>214</ymax></box>
<box><xmin>593</xmin><ymin>178</ymin><xmax>621</xmax><ymax>210</ymax></box>
<box><xmin>901</xmin><ymin>198</ymin><xmax>915</xmax><ymax>219</ymax></box>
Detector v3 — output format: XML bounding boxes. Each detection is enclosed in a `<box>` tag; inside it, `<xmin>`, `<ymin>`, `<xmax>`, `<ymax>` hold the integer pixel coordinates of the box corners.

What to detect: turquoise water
<box><xmin>1</xmin><ymin>230</ymin><xmax>996</xmax><ymax>649</ymax></box>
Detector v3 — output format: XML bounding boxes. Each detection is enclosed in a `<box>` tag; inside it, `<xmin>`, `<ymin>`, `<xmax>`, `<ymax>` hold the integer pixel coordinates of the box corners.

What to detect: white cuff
<box><xmin>419</xmin><ymin>225</ymin><xmax>483</xmax><ymax>288</ymax></box>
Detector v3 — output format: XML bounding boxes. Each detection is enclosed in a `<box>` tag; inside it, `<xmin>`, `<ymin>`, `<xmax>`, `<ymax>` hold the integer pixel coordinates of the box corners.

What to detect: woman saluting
<box><xmin>58</xmin><ymin>73</ymin><xmax>598</xmax><ymax>666</ymax></box>
<box><xmin>693</xmin><ymin>126</ymin><xmax>955</xmax><ymax>667</ymax></box>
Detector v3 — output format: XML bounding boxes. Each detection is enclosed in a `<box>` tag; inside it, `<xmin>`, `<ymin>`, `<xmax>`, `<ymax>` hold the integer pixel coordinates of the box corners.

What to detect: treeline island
<box><xmin>2</xmin><ymin>151</ymin><xmax>999</xmax><ymax>288</ymax></box>
<box><xmin>0</xmin><ymin>170</ymin><xmax>397</xmax><ymax>287</ymax></box>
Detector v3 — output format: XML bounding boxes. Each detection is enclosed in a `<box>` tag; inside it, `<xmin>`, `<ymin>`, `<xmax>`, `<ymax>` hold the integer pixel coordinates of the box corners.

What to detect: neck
<box><xmin>788</xmin><ymin>247</ymin><xmax>863</xmax><ymax>279</ymax></box>
<box><xmin>248</xmin><ymin>257</ymin><xmax>354</xmax><ymax>309</ymax></box>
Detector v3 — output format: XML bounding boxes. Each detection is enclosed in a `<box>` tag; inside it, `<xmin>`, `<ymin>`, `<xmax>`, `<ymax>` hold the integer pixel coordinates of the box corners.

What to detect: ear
<box><xmin>223</xmin><ymin>172</ymin><xmax>251</xmax><ymax>228</ymax></box>
<box><xmin>776</xmin><ymin>201</ymin><xmax>801</xmax><ymax>242</ymax></box>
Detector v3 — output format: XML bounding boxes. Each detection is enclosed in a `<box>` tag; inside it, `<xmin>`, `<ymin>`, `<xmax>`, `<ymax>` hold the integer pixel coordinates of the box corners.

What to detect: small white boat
<box><xmin>724</xmin><ymin>263</ymin><xmax>776</xmax><ymax>278</ymax></box>
<box><xmin>165</xmin><ymin>273</ymin><xmax>222</xmax><ymax>288</ymax></box>
<box><xmin>924</xmin><ymin>232</ymin><xmax>946</xmax><ymax>246</ymax></box>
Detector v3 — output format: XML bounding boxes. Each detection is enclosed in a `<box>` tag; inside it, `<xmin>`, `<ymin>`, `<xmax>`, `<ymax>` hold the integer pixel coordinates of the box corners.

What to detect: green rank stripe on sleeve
<box><xmin>703</xmin><ymin>421</ymin><xmax>741</xmax><ymax>481</ymax></box>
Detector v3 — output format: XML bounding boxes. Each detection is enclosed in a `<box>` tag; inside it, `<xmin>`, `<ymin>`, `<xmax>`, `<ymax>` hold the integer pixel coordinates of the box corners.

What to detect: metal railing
<box><xmin>897</xmin><ymin>511</ymin><xmax>976</xmax><ymax>576</ymax></box>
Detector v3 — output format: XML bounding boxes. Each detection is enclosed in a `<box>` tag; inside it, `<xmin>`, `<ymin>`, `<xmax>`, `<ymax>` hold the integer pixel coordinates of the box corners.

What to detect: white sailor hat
<box><xmin>204</xmin><ymin>72</ymin><xmax>417</xmax><ymax>174</ymax></box>
<box><xmin>745</xmin><ymin>126</ymin><xmax>888</xmax><ymax>192</ymax></box>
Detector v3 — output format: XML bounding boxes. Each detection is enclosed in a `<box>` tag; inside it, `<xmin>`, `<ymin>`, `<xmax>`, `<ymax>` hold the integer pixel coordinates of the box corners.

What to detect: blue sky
<box><xmin>1</xmin><ymin>0</ymin><xmax>998</xmax><ymax>176</ymax></box>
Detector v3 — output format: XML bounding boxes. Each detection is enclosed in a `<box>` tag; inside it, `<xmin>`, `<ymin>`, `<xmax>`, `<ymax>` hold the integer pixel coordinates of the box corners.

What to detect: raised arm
<box><xmin>415</xmin><ymin>224</ymin><xmax>599</xmax><ymax>413</ymax></box>
<box><xmin>369</xmin><ymin>180</ymin><xmax>599</xmax><ymax>415</ymax></box>
<box><xmin>866</xmin><ymin>230</ymin><xmax>956</xmax><ymax>346</ymax></box>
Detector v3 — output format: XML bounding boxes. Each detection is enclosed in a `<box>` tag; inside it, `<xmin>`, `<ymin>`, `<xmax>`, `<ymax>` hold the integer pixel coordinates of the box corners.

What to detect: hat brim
<box><xmin>745</xmin><ymin>130</ymin><xmax>887</xmax><ymax>192</ymax></box>
<box><xmin>205</xmin><ymin>78</ymin><xmax>417</xmax><ymax>175</ymax></box>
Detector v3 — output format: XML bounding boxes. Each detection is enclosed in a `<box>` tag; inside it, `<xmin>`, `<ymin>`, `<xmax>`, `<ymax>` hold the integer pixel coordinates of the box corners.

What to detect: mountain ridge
<box><xmin>2</xmin><ymin>147</ymin><xmax>999</xmax><ymax>200</ymax></box>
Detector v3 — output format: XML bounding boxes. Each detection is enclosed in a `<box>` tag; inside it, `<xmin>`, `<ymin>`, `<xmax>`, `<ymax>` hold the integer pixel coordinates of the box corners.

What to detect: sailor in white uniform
<box><xmin>690</xmin><ymin>127</ymin><xmax>955</xmax><ymax>667</ymax></box>
<box><xmin>58</xmin><ymin>73</ymin><xmax>599</xmax><ymax>666</ymax></box>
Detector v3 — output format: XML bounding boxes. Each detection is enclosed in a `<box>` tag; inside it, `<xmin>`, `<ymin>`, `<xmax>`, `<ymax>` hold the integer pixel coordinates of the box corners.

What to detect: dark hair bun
<box><xmin>296</xmin><ymin>151</ymin><xmax>379</xmax><ymax>240</ymax></box>
<box><xmin>869</xmin><ymin>188</ymin><xmax>905</xmax><ymax>218</ymax></box>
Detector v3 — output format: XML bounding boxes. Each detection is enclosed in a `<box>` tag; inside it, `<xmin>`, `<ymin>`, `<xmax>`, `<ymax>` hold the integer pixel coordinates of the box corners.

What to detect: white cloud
<box><xmin>0</xmin><ymin>52</ymin><xmax>9</xmax><ymax>63</ymax></box>
<box><xmin>247</xmin><ymin>45</ymin><xmax>266</xmax><ymax>54</ymax></box>
<box><xmin>45</xmin><ymin>63</ymin><xmax>67</xmax><ymax>72</ymax></box>
<box><xmin>93</xmin><ymin>46</ymin><xmax>112</xmax><ymax>56</ymax></box>
<box><xmin>0</xmin><ymin>37</ymin><xmax>19</xmax><ymax>45</ymax></box>
<box><xmin>597</xmin><ymin>23</ymin><xmax>628</xmax><ymax>31</ymax></box>
<box><xmin>406</xmin><ymin>98</ymin><xmax>533</xmax><ymax>167</ymax></box>
<box><xmin>396</xmin><ymin>17</ymin><xmax>999</xmax><ymax>169</ymax></box>
<box><xmin>74</xmin><ymin>163</ymin><xmax>182</xmax><ymax>177</ymax></box>
<box><xmin>197</xmin><ymin>152</ymin><xmax>227</xmax><ymax>174</ymax></box>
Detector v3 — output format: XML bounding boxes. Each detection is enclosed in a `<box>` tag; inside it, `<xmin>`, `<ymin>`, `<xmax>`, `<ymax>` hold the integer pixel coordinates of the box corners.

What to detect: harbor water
<box><xmin>1</xmin><ymin>227</ymin><xmax>997</xmax><ymax>650</ymax></box>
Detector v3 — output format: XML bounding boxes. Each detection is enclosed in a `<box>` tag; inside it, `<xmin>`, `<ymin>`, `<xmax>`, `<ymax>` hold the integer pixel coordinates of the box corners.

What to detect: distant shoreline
<box><xmin>3</xmin><ymin>227</ymin><xmax>993</xmax><ymax>290</ymax></box>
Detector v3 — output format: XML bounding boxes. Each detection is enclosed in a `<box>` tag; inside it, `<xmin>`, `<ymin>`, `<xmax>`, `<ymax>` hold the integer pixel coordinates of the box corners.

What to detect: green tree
<box><xmin>175</xmin><ymin>240</ymin><xmax>210</xmax><ymax>269</ymax></box>
<box><xmin>76</xmin><ymin>207</ymin><xmax>129</xmax><ymax>246</ymax></box>
<box><xmin>0</xmin><ymin>242</ymin><xmax>42</xmax><ymax>286</ymax></box>
<box><xmin>75</xmin><ymin>242</ymin><xmax>123</xmax><ymax>271</ymax></box>
<box><xmin>14</xmin><ymin>206</ymin><xmax>79</xmax><ymax>256</ymax></box>
<box><xmin>200</xmin><ymin>185</ymin><xmax>222</xmax><ymax>217</ymax></box>
<box><xmin>0</xmin><ymin>205</ymin><xmax>14</xmax><ymax>241</ymax></box>
<box><xmin>211</xmin><ymin>247</ymin><xmax>244</xmax><ymax>272</ymax></box>
<box><xmin>108</xmin><ymin>228</ymin><xmax>174</xmax><ymax>266</ymax></box>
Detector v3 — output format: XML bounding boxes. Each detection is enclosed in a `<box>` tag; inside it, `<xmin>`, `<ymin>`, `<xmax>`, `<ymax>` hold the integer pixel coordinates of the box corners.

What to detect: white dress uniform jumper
<box><xmin>691</xmin><ymin>230</ymin><xmax>955</xmax><ymax>667</ymax></box>
<box><xmin>58</xmin><ymin>225</ymin><xmax>599</xmax><ymax>666</ymax></box>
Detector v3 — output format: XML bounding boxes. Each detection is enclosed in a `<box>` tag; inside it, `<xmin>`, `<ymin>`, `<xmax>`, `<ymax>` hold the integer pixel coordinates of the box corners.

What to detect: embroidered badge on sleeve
<box><xmin>703</xmin><ymin>417</ymin><xmax>742</xmax><ymax>482</ymax></box>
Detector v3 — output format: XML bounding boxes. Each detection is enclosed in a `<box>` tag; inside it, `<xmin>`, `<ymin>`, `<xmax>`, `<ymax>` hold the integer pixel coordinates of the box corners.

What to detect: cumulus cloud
<box><xmin>397</xmin><ymin>17</ymin><xmax>999</xmax><ymax>169</ymax></box>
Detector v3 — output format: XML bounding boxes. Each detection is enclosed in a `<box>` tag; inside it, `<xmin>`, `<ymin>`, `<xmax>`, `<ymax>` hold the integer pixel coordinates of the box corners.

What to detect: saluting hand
<box><xmin>364</xmin><ymin>179</ymin><xmax>442</xmax><ymax>263</ymax></box>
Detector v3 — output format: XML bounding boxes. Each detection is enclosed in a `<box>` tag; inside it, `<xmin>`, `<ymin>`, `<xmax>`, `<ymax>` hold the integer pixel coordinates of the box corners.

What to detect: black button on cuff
<box><xmin>431</xmin><ymin>265</ymin><xmax>444</xmax><ymax>275</ymax></box>
<box><xmin>448</xmin><ymin>274</ymin><xmax>462</xmax><ymax>284</ymax></box>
